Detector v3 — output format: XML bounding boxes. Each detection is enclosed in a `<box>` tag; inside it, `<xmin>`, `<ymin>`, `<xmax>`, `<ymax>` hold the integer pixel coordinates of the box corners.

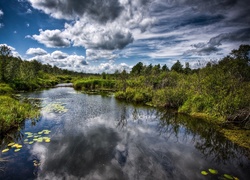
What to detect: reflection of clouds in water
<box><xmin>31</xmin><ymin>109</ymin><xmax>199</xmax><ymax>179</ymax></box>
<box><xmin>33</xmin><ymin>104</ymin><xmax>221</xmax><ymax>180</ymax></box>
<box><xmin>34</xmin><ymin>126</ymin><xmax>125</xmax><ymax>179</ymax></box>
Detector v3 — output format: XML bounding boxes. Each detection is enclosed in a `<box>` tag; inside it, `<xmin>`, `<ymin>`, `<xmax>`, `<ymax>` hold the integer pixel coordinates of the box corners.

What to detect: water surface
<box><xmin>0</xmin><ymin>86</ymin><xmax>249</xmax><ymax>180</ymax></box>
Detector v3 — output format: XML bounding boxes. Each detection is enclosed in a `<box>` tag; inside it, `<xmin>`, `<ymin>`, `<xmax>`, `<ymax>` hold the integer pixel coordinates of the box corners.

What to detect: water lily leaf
<box><xmin>24</xmin><ymin>139</ymin><xmax>29</xmax><ymax>142</ymax></box>
<box><xmin>37</xmin><ymin>139</ymin><xmax>43</xmax><ymax>143</ymax></box>
<box><xmin>8</xmin><ymin>142</ymin><xmax>15</xmax><ymax>146</ymax></box>
<box><xmin>38</xmin><ymin>132</ymin><xmax>43</xmax><ymax>135</ymax></box>
<box><xmin>208</xmin><ymin>168</ymin><xmax>218</xmax><ymax>174</ymax></box>
<box><xmin>14</xmin><ymin>149</ymin><xmax>20</xmax><ymax>152</ymax></box>
<box><xmin>29</xmin><ymin>141</ymin><xmax>34</xmax><ymax>144</ymax></box>
<box><xmin>33</xmin><ymin>138</ymin><xmax>38</xmax><ymax>141</ymax></box>
<box><xmin>201</xmin><ymin>171</ymin><xmax>208</xmax><ymax>175</ymax></box>
<box><xmin>16</xmin><ymin>145</ymin><xmax>22</xmax><ymax>149</ymax></box>
<box><xmin>45</xmin><ymin>139</ymin><xmax>51</xmax><ymax>143</ymax></box>
<box><xmin>34</xmin><ymin>162</ymin><xmax>41</xmax><ymax>167</ymax></box>
<box><xmin>2</xmin><ymin>149</ymin><xmax>9</xmax><ymax>153</ymax></box>
<box><xmin>13</xmin><ymin>144</ymin><xmax>19</xmax><ymax>147</ymax></box>
<box><xmin>27</xmin><ymin>135</ymin><xmax>33</xmax><ymax>138</ymax></box>
<box><xmin>25</xmin><ymin>132</ymin><xmax>32</xmax><ymax>135</ymax></box>
<box><xmin>224</xmin><ymin>174</ymin><xmax>234</xmax><ymax>180</ymax></box>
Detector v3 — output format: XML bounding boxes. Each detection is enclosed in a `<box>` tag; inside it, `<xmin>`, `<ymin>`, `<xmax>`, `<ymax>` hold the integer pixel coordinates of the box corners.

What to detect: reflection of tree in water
<box><xmin>116</xmin><ymin>105</ymin><xmax>127</xmax><ymax>129</ymax></box>
<box><xmin>0</xmin><ymin>121</ymin><xmax>25</xmax><ymax>148</ymax></box>
<box><xmin>156</xmin><ymin>110</ymin><xmax>249</xmax><ymax>164</ymax></box>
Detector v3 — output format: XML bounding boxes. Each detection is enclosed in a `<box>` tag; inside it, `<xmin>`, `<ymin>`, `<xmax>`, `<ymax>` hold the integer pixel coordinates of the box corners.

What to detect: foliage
<box><xmin>0</xmin><ymin>96</ymin><xmax>40</xmax><ymax>133</ymax></box>
<box><xmin>73</xmin><ymin>79</ymin><xmax>116</xmax><ymax>91</ymax></box>
<box><xmin>112</xmin><ymin>45</ymin><xmax>250</xmax><ymax>126</ymax></box>
<box><xmin>0</xmin><ymin>83</ymin><xmax>13</xmax><ymax>95</ymax></box>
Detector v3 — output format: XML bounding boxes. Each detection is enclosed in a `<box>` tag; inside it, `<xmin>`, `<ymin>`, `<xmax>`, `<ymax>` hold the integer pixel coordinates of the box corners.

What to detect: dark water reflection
<box><xmin>0</xmin><ymin>87</ymin><xmax>249</xmax><ymax>180</ymax></box>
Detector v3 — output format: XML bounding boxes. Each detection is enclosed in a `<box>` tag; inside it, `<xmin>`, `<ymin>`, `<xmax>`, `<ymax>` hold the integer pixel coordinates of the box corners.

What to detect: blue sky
<box><xmin>0</xmin><ymin>0</ymin><xmax>249</xmax><ymax>73</ymax></box>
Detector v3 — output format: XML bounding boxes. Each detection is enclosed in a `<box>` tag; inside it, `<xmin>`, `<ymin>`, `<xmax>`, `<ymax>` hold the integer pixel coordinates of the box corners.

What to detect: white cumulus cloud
<box><xmin>32</xmin><ymin>29</ymin><xmax>71</xmax><ymax>48</ymax></box>
<box><xmin>26</xmin><ymin>47</ymin><xmax>47</xmax><ymax>55</ymax></box>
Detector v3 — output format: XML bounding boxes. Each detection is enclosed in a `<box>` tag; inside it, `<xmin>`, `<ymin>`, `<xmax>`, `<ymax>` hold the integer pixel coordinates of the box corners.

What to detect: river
<box><xmin>0</xmin><ymin>86</ymin><xmax>250</xmax><ymax>180</ymax></box>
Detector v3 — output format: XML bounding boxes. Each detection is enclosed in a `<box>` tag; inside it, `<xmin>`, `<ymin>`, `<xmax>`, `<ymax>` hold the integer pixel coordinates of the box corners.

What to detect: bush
<box><xmin>0</xmin><ymin>83</ymin><xmax>13</xmax><ymax>95</ymax></box>
<box><xmin>0</xmin><ymin>95</ymin><xmax>39</xmax><ymax>133</ymax></box>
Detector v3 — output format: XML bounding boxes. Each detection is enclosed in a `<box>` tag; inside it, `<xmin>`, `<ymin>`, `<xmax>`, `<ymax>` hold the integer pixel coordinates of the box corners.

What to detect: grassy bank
<box><xmin>73</xmin><ymin>78</ymin><xmax>116</xmax><ymax>92</ymax></box>
<box><xmin>0</xmin><ymin>84</ymin><xmax>40</xmax><ymax>134</ymax></box>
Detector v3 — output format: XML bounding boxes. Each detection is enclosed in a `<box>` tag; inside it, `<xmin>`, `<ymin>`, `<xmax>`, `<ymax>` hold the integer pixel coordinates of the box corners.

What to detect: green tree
<box><xmin>162</xmin><ymin>64</ymin><xmax>169</xmax><ymax>72</ymax></box>
<box><xmin>131</xmin><ymin>62</ymin><xmax>144</xmax><ymax>76</ymax></box>
<box><xmin>184</xmin><ymin>62</ymin><xmax>192</xmax><ymax>74</ymax></box>
<box><xmin>0</xmin><ymin>45</ymin><xmax>11</xmax><ymax>82</ymax></box>
<box><xmin>171</xmin><ymin>60</ymin><xmax>183</xmax><ymax>73</ymax></box>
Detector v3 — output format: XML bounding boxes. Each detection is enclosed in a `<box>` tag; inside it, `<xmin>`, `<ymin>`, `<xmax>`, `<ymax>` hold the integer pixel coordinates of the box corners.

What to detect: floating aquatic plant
<box><xmin>14</xmin><ymin>149</ymin><xmax>20</xmax><ymax>152</ymax></box>
<box><xmin>43</xmin><ymin>103</ymin><xmax>68</xmax><ymax>114</ymax></box>
<box><xmin>201</xmin><ymin>171</ymin><xmax>208</xmax><ymax>175</ymax></box>
<box><xmin>1</xmin><ymin>149</ymin><xmax>9</xmax><ymax>153</ymax></box>
<box><xmin>33</xmin><ymin>160</ymin><xmax>41</xmax><ymax>167</ymax></box>
<box><xmin>208</xmin><ymin>168</ymin><xmax>218</xmax><ymax>174</ymax></box>
<box><xmin>200</xmin><ymin>168</ymin><xmax>238</xmax><ymax>180</ymax></box>
<box><xmin>7</xmin><ymin>142</ymin><xmax>15</xmax><ymax>147</ymax></box>
<box><xmin>224</xmin><ymin>174</ymin><xmax>234</xmax><ymax>180</ymax></box>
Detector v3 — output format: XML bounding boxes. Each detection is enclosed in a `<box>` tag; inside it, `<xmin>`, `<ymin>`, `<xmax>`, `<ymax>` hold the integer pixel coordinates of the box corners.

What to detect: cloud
<box><xmin>0</xmin><ymin>9</ymin><xmax>3</xmax><ymax>28</ymax></box>
<box><xmin>51</xmin><ymin>50</ymin><xmax>68</xmax><ymax>59</ymax></box>
<box><xmin>28</xmin><ymin>50</ymin><xmax>87</xmax><ymax>71</ymax></box>
<box><xmin>0</xmin><ymin>44</ymin><xmax>21</xmax><ymax>57</ymax></box>
<box><xmin>28</xmin><ymin>0</ymin><xmax>123</xmax><ymax>23</ymax></box>
<box><xmin>0</xmin><ymin>9</ymin><xmax>3</xmax><ymax>16</ymax></box>
<box><xmin>208</xmin><ymin>28</ymin><xmax>250</xmax><ymax>46</ymax></box>
<box><xmin>65</xmin><ymin>20</ymin><xmax>134</xmax><ymax>50</ymax></box>
<box><xmin>26</xmin><ymin>47</ymin><xmax>47</xmax><ymax>55</ymax></box>
<box><xmin>86</xmin><ymin>49</ymin><xmax>118</xmax><ymax>61</ymax></box>
<box><xmin>32</xmin><ymin>29</ymin><xmax>71</xmax><ymax>48</ymax></box>
<box><xmin>184</xmin><ymin>28</ymin><xmax>250</xmax><ymax>56</ymax></box>
<box><xmin>26</xmin><ymin>0</ymin><xmax>250</xmax><ymax>67</ymax></box>
<box><xmin>26</xmin><ymin>8</ymin><xmax>32</xmax><ymax>14</ymax></box>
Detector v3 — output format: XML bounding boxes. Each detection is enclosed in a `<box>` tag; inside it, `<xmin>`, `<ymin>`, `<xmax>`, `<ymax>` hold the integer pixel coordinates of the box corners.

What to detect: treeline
<box><xmin>0</xmin><ymin>45</ymin><xmax>81</xmax><ymax>134</ymax></box>
<box><xmin>115</xmin><ymin>45</ymin><xmax>250</xmax><ymax>125</ymax></box>
<box><xmin>74</xmin><ymin>45</ymin><xmax>250</xmax><ymax>126</ymax></box>
<box><xmin>0</xmin><ymin>45</ymin><xmax>83</xmax><ymax>91</ymax></box>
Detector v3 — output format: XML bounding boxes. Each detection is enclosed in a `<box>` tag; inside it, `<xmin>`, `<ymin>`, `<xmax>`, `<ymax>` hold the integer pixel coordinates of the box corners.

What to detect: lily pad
<box><xmin>201</xmin><ymin>171</ymin><xmax>208</xmax><ymax>175</ymax></box>
<box><xmin>8</xmin><ymin>142</ymin><xmax>15</xmax><ymax>147</ymax></box>
<box><xmin>37</xmin><ymin>139</ymin><xmax>43</xmax><ymax>143</ymax></box>
<box><xmin>45</xmin><ymin>139</ymin><xmax>51</xmax><ymax>143</ymax></box>
<box><xmin>24</xmin><ymin>139</ymin><xmax>29</xmax><ymax>142</ymax></box>
<box><xmin>14</xmin><ymin>149</ymin><xmax>20</xmax><ymax>152</ymax></box>
<box><xmin>224</xmin><ymin>174</ymin><xmax>234</xmax><ymax>180</ymax></box>
<box><xmin>29</xmin><ymin>141</ymin><xmax>34</xmax><ymax>144</ymax></box>
<box><xmin>16</xmin><ymin>145</ymin><xmax>22</xmax><ymax>149</ymax></box>
<box><xmin>13</xmin><ymin>144</ymin><xmax>19</xmax><ymax>147</ymax></box>
<box><xmin>2</xmin><ymin>149</ymin><xmax>9</xmax><ymax>153</ymax></box>
<box><xmin>208</xmin><ymin>168</ymin><xmax>218</xmax><ymax>174</ymax></box>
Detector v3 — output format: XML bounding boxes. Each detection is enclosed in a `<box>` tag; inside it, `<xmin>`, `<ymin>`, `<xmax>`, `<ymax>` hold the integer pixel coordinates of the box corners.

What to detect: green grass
<box><xmin>0</xmin><ymin>95</ymin><xmax>40</xmax><ymax>134</ymax></box>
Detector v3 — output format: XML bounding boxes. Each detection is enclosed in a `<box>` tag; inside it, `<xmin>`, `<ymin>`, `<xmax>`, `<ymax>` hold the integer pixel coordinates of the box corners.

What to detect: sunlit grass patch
<box><xmin>0</xmin><ymin>95</ymin><xmax>40</xmax><ymax>134</ymax></box>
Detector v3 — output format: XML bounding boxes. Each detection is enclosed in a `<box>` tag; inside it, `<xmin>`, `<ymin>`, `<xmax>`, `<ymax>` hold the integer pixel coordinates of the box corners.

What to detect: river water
<box><xmin>0</xmin><ymin>86</ymin><xmax>249</xmax><ymax>180</ymax></box>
